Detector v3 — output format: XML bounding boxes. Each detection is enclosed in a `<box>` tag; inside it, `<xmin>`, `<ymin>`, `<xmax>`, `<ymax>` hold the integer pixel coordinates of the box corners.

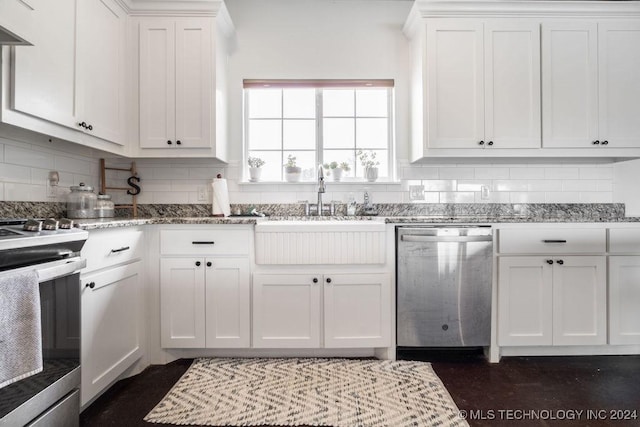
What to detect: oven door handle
<box><xmin>400</xmin><ymin>235</ymin><xmax>493</xmax><ymax>243</ymax></box>
<box><xmin>37</xmin><ymin>257</ymin><xmax>87</xmax><ymax>283</ymax></box>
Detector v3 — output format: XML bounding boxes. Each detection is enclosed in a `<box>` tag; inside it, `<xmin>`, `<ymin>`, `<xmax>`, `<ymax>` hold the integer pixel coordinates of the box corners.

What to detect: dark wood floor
<box><xmin>80</xmin><ymin>354</ymin><xmax>640</xmax><ymax>427</ymax></box>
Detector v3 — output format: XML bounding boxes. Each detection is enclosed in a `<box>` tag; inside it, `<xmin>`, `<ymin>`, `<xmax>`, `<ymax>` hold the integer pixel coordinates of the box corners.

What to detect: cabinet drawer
<box><xmin>82</xmin><ymin>227</ymin><xmax>143</xmax><ymax>273</ymax></box>
<box><xmin>499</xmin><ymin>228</ymin><xmax>605</xmax><ymax>254</ymax></box>
<box><xmin>609</xmin><ymin>229</ymin><xmax>640</xmax><ymax>253</ymax></box>
<box><xmin>160</xmin><ymin>229</ymin><xmax>249</xmax><ymax>255</ymax></box>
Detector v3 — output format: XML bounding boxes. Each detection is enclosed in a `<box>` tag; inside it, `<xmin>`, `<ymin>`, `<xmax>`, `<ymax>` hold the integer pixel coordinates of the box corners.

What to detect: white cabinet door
<box><xmin>81</xmin><ymin>262</ymin><xmax>143</xmax><ymax>407</ymax></box>
<box><xmin>324</xmin><ymin>273</ymin><xmax>391</xmax><ymax>348</ymax></box>
<box><xmin>139</xmin><ymin>18</ymin><xmax>212</xmax><ymax>149</ymax></box>
<box><xmin>252</xmin><ymin>274</ymin><xmax>321</xmax><ymax>348</ymax></box>
<box><xmin>426</xmin><ymin>20</ymin><xmax>484</xmax><ymax>148</ymax></box>
<box><xmin>160</xmin><ymin>258</ymin><xmax>206</xmax><ymax>348</ymax></box>
<box><xmin>498</xmin><ymin>257</ymin><xmax>553</xmax><ymax>346</ymax></box>
<box><xmin>598</xmin><ymin>22</ymin><xmax>640</xmax><ymax>148</ymax></box>
<box><xmin>542</xmin><ymin>22</ymin><xmax>598</xmax><ymax>148</ymax></box>
<box><xmin>608</xmin><ymin>256</ymin><xmax>640</xmax><ymax>345</ymax></box>
<box><xmin>0</xmin><ymin>0</ymin><xmax>35</xmax><ymax>44</ymax></box>
<box><xmin>76</xmin><ymin>0</ymin><xmax>126</xmax><ymax>145</ymax></box>
<box><xmin>205</xmin><ymin>257</ymin><xmax>250</xmax><ymax>348</ymax></box>
<box><xmin>139</xmin><ymin>19</ymin><xmax>176</xmax><ymax>149</ymax></box>
<box><xmin>485</xmin><ymin>23</ymin><xmax>540</xmax><ymax>149</ymax></box>
<box><xmin>552</xmin><ymin>256</ymin><xmax>606</xmax><ymax>346</ymax></box>
<box><xmin>12</xmin><ymin>0</ymin><xmax>77</xmax><ymax>127</ymax></box>
<box><xmin>175</xmin><ymin>19</ymin><xmax>212</xmax><ymax>148</ymax></box>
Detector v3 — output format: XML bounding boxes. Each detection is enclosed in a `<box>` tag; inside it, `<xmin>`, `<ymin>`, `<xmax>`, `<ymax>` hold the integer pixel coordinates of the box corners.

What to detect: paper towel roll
<box><xmin>212</xmin><ymin>178</ymin><xmax>230</xmax><ymax>217</ymax></box>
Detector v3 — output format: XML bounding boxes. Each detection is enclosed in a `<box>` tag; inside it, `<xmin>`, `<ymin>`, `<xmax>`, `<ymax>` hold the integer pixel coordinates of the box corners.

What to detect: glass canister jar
<box><xmin>67</xmin><ymin>183</ymin><xmax>97</xmax><ymax>218</ymax></box>
<box><xmin>95</xmin><ymin>194</ymin><xmax>115</xmax><ymax>218</ymax></box>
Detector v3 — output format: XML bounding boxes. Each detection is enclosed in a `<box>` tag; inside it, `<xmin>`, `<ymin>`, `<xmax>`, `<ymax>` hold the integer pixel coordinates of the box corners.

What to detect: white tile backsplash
<box><xmin>0</xmin><ymin>132</ymin><xmax>622</xmax><ymax>207</ymax></box>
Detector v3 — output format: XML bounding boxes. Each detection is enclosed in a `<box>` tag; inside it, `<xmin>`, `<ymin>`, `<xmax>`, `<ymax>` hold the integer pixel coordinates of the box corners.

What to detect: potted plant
<box><xmin>337</xmin><ymin>161</ymin><xmax>351</xmax><ymax>181</ymax></box>
<box><xmin>248</xmin><ymin>156</ymin><xmax>265</xmax><ymax>182</ymax></box>
<box><xmin>283</xmin><ymin>154</ymin><xmax>301</xmax><ymax>182</ymax></box>
<box><xmin>357</xmin><ymin>150</ymin><xmax>380</xmax><ymax>182</ymax></box>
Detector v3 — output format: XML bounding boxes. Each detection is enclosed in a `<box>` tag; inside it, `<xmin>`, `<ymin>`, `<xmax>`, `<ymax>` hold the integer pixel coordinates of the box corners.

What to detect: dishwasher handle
<box><xmin>400</xmin><ymin>234</ymin><xmax>492</xmax><ymax>243</ymax></box>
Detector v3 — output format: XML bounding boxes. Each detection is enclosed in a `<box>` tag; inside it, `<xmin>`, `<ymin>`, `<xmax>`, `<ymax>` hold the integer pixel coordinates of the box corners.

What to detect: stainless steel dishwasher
<box><xmin>396</xmin><ymin>226</ymin><xmax>492</xmax><ymax>348</ymax></box>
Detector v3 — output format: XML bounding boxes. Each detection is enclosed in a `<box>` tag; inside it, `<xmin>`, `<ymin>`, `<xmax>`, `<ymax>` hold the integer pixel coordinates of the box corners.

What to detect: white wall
<box><xmin>614</xmin><ymin>159</ymin><xmax>640</xmax><ymax>215</ymax></box>
<box><xmin>0</xmin><ymin>0</ymin><xmax>625</xmax><ymax>208</ymax></box>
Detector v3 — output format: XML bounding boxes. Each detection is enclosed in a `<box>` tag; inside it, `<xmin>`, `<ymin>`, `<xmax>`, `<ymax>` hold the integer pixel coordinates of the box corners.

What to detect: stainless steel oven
<box><xmin>0</xmin><ymin>221</ymin><xmax>87</xmax><ymax>426</ymax></box>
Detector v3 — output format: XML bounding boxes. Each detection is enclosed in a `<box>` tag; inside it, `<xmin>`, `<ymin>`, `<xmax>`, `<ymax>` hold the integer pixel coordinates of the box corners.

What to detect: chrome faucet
<box><xmin>317</xmin><ymin>164</ymin><xmax>325</xmax><ymax>215</ymax></box>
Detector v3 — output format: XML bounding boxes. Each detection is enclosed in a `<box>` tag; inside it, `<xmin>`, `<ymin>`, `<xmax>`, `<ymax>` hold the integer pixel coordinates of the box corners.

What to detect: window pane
<box><xmin>283</xmin><ymin>89</ymin><xmax>315</xmax><ymax>118</ymax></box>
<box><xmin>323</xmin><ymin>89</ymin><xmax>354</xmax><ymax>117</ymax></box>
<box><xmin>283</xmin><ymin>119</ymin><xmax>315</xmax><ymax>150</ymax></box>
<box><xmin>323</xmin><ymin>150</ymin><xmax>355</xmax><ymax>179</ymax></box>
<box><xmin>284</xmin><ymin>151</ymin><xmax>317</xmax><ymax>181</ymax></box>
<box><xmin>356</xmin><ymin>118</ymin><xmax>388</xmax><ymax>149</ymax></box>
<box><xmin>356</xmin><ymin>89</ymin><xmax>388</xmax><ymax>117</ymax></box>
<box><xmin>248</xmin><ymin>151</ymin><xmax>283</xmax><ymax>181</ymax></box>
<box><xmin>248</xmin><ymin>90</ymin><xmax>281</xmax><ymax>118</ymax></box>
<box><xmin>324</xmin><ymin>118</ymin><xmax>354</xmax><ymax>149</ymax></box>
<box><xmin>248</xmin><ymin>120</ymin><xmax>281</xmax><ymax>150</ymax></box>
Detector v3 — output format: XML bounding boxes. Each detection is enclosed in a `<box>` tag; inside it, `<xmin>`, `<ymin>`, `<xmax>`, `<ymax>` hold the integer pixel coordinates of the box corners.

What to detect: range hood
<box><xmin>0</xmin><ymin>24</ymin><xmax>32</xmax><ymax>45</ymax></box>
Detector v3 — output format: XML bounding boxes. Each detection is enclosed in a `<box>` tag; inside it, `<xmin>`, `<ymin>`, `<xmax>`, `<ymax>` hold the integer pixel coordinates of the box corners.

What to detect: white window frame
<box><xmin>243</xmin><ymin>79</ymin><xmax>396</xmax><ymax>183</ymax></box>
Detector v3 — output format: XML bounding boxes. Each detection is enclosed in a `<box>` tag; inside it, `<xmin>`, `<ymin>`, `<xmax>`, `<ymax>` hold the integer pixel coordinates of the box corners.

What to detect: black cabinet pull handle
<box><xmin>543</xmin><ymin>239</ymin><xmax>567</xmax><ymax>243</ymax></box>
<box><xmin>326</xmin><ymin>278</ymin><xmax>332</xmax><ymax>284</ymax></box>
<box><xmin>312</xmin><ymin>278</ymin><xmax>318</xmax><ymax>283</ymax></box>
<box><xmin>87</xmin><ymin>124</ymin><xmax>93</xmax><ymax>131</ymax></box>
<box><xmin>206</xmin><ymin>261</ymin><xmax>212</xmax><ymax>267</ymax></box>
<box><xmin>78</xmin><ymin>122</ymin><xmax>87</xmax><ymax>128</ymax></box>
<box><xmin>602</xmin><ymin>140</ymin><xmax>609</xmax><ymax>145</ymax></box>
<box><xmin>86</xmin><ymin>282</ymin><xmax>95</xmax><ymax>289</ymax></box>
<box><xmin>556</xmin><ymin>259</ymin><xmax>564</xmax><ymax>265</ymax></box>
<box><xmin>176</xmin><ymin>140</ymin><xmax>182</xmax><ymax>145</ymax></box>
<box><xmin>478</xmin><ymin>140</ymin><xmax>485</xmax><ymax>146</ymax></box>
<box><xmin>192</xmin><ymin>241</ymin><xmax>215</xmax><ymax>245</ymax></box>
<box><xmin>487</xmin><ymin>141</ymin><xmax>494</xmax><ymax>146</ymax></box>
<box><xmin>592</xmin><ymin>140</ymin><xmax>600</xmax><ymax>145</ymax></box>
<box><xmin>167</xmin><ymin>140</ymin><xmax>172</xmax><ymax>145</ymax></box>
<box><xmin>110</xmin><ymin>246</ymin><xmax>130</xmax><ymax>253</ymax></box>
<box><xmin>546</xmin><ymin>259</ymin><xmax>554</xmax><ymax>265</ymax></box>
<box><xmin>195</xmin><ymin>261</ymin><xmax>201</xmax><ymax>266</ymax></box>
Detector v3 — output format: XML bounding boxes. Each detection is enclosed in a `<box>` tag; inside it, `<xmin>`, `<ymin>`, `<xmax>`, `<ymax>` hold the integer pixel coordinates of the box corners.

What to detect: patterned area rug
<box><xmin>144</xmin><ymin>358</ymin><xmax>468</xmax><ymax>427</ymax></box>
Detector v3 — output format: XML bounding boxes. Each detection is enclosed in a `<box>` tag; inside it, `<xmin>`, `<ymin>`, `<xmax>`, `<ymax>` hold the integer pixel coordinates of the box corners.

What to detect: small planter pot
<box><xmin>364</xmin><ymin>167</ymin><xmax>378</xmax><ymax>182</ymax></box>
<box><xmin>249</xmin><ymin>167</ymin><xmax>262</xmax><ymax>182</ymax></box>
<box><xmin>284</xmin><ymin>166</ymin><xmax>302</xmax><ymax>182</ymax></box>
<box><xmin>332</xmin><ymin>168</ymin><xmax>344</xmax><ymax>182</ymax></box>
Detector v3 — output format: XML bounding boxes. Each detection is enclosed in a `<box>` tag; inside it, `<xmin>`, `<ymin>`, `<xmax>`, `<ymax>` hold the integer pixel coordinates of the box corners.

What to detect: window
<box><xmin>244</xmin><ymin>79</ymin><xmax>394</xmax><ymax>182</ymax></box>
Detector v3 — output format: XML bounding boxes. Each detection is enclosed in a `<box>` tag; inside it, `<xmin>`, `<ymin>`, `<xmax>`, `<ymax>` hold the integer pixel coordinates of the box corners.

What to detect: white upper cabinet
<box><xmin>419</xmin><ymin>19</ymin><xmax>541</xmax><ymax>151</ymax></box>
<box><xmin>76</xmin><ymin>0</ymin><xmax>127</xmax><ymax>145</ymax></box>
<box><xmin>542</xmin><ymin>21</ymin><xmax>640</xmax><ymax>149</ymax></box>
<box><xmin>12</xmin><ymin>0</ymin><xmax>77</xmax><ymax>127</ymax></box>
<box><xmin>7</xmin><ymin>0</ymin><xmax>127</xmax><ymax>150</ymax></box>
<box><xmin>598</xmin><ymin>22</ymin><xmax>640</xmax><ymax>148</ymax></box>
<box><xmin>136</xmin><ymin>10</ymin><xmax>233</xmax><ymax>159</ymax></box>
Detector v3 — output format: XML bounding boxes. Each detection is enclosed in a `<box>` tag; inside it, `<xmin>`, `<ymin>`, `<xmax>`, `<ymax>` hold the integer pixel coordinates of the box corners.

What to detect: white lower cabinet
<box><xmin>498</xmin><ymin>256</ymin><xmax>606</xmax><ymax>346</ymax></box>
<box><xmin>608</xmin><ymin>256</ymin><xmax>640</xmax><ymax>345</ymax></box>
<box><xmin>81</xmin><ymin>261</ymin><xmax>143</xmax><ymax>407</ymax></box>
<box><xmin>252</xmin><ymin>272</ymin><xmax>391</xmax><ymax>349</ymax></box>
<box><xmin>160</xmin><ymin>257</ymin><xmax>250</xmax><ymax>348</ymax></box>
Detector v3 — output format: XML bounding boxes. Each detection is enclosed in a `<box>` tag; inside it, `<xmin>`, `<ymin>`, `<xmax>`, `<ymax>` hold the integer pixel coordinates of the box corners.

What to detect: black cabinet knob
<box><xmin>546</xmin><ymin>259</ymin><xmax>554</xmax><ymax>265</ymax></box>
<box><xmin>312</xmin><ymin>278</ymin><xmax>318</xmax><ymax>283</ymax></box>
<box><xmin>195</xmin><ymin>261</ymin><xmax>201</xmax><ymax>266</ymax></box>
<box><xmin>206</xmin><ymin>261</ymin><xmax>212</xmax><ymax>267</ymax></box>
<box><xmin>592</xmin><ymin>140</ymin><xmax>600</xmax><ymax>145</ymax></box>
<box><xmin>176</xmin><ymin>140</ymin><xmax>182</xmax><ymax>145</ymax></box>
<box><xmin>557</xmin><ymin>259</ymin><xmax>564</xmax><ymax>265</ymax></box>
<box><xmin>478</xmin><ymin>140</ymin><xmax>485</xmax><ymax>146</ymax></box>
<box><xmin>86</xmin><ymin>282</ymin><xmax>95</xmax><ymax>289</ymax></box>
<box><xmin>326</xmin><ymin>278</ymin><xmax>332</xmax><ymax>283</ymax></box>
<box><xmin>167</xmin><ymin>140</ymin><xmax>172</xmax><ymax>145</ymax></box>
<box><xmin>487</xmin><ymin>141</ymin><xmax>494</xmax><ymax>146</ymax></box>
<box><xmin>87</xmin><ymin>124</ymin><xmax>93</xmax><ymax>131</ymax></box>
<box><xmin>78</xmin><ymin>122</ymin><xmax>86</xmax><ymax>128</ymax></box>
<box><xmin>602</xmin><ymin>140</ymin><xmax>609</xmax><ymax>145</ymax></box>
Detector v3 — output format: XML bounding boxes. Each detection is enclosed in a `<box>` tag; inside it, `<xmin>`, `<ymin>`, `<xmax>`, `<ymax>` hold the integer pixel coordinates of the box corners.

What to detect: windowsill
<box><xmin>238</xmin><ymin>180</ymin><xmax>401</xmax><ymax>185</ymax></box>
